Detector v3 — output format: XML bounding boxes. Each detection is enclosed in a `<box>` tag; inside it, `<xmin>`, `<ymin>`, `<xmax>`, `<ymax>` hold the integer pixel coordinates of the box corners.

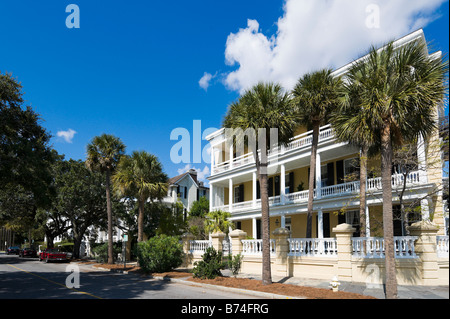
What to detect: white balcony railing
<box><xmin>352</xmin><ymin>236</ymin><xmax>418</xmax><ymax>259</ymax></box>
<box><xmin>437</xmin><ymin>236</ymin><xmax>449</xmax><ymax>258</ymax></box>
<box><xmin>242</xmin><ymin>239</ymin><xmax>276</xmax><ymax>255</ymax></box>
<box><xmin>213</xmin><ymin>171</ymin><xmax>423</xmax><ymax>213</ymax></box>
<box><xmin>189</xmin><ymin>240</ymin><xmax>212</xmax><ymax>253</ymax></box>
<box><xmin>288</xmin><ymin>238</ymin><xmax>338</xmax><ymax>257</ymax></box>
<box><xmin>212</xmin><ymin>125</ymin><xmax>334</xmax><ymax>174</ymax></box>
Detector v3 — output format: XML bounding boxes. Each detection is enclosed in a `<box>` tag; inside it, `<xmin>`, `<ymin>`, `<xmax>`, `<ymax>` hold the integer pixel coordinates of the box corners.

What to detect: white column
<box><xmin>252</xmin><ymin>171</ymin><xmax>257</xmax><ymax>208</ymax></box>
<box><xmin>421</xmin><ymin>198</ymin><xmax>430</xmax><ymax>221</ymax></box>
<box><xmin>315</xmin><ymin>152</ymin><xmax>322</xmax><ymax>199</ymax></box>
<box><xmin>417</xmin><ymin>134</ymin><xmax>428</xmax><ymax>183</ymax></box>
<box><xmin>365</xmin><ymin>205</ymin><xmax>371</xmax><ymax>237</ymax></box>
<box><xmin>229</xmin><ymin>178</ymin><xmax>233</xmax><ymax>213</ymax></box>
<box><xmin>209</xmin><ymin>182</ymin><xmax>214</xmax><ymax>210</ymax></box>
<box><xmin>229</xmin><ymin>143</ymin><xmax>234</xmax><ymax>169</ymax></box>
<box><xmin>252</xmin><ymin>217</ymin><xmax>258</xmax><ymax>239</ymax></box>
<box><xmin>281</xmin><ymin>214</ymin><xmax>286</xmax><ymax>228</ymax></box>
<box><xmin>210</xmin><ymin>145</ymin><xmax>215</xmax><ymax>175</ymax></box>
<box><xmin>318</xmin><ymin>210</ymin><xmax>323</xmax><ymax>239</ymax></box>
<box><xmin>280</xmin><ymin>164</ymin><xmax>286</xmax><ymax>205</ymax></box>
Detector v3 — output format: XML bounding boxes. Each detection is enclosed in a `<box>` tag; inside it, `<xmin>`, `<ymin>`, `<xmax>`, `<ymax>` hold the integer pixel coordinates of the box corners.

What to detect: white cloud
<box><xmin>177</xmin><ymin>164</ymin><xmax>210</xmax><ymax>182</ymax></box>
<box><xmin>213</xmin><ymin>0</ymin><xmax>446</xmax><ymax>93</ymax></box>
<box><xmin>57</xmin><ymin>129</ymin><xmax>77</xmax><ymax>143</ymax></box>
<box><xmin>199</xmin><ymin>72</ymin><xmax>217</xmax><ymax>91</ymax></box>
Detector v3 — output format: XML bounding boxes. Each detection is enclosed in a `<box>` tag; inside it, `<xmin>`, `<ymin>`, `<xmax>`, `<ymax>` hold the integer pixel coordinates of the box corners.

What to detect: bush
<box><xmin>227</xmin><ymin>253</ymin><xmax>243</xmax><ymax>277</ymax></box>
<box><xmin>91</xmin><ymin>242</ymin><xmax>122</xmax><ymax>263</ymax></box>
<box><xmin>192</xmin><ymin>247</ymin><xmax>225</xmax><ymax>279</ymax></box>
<box><xmin>136</xmin><ymin>235</ymin><xmax>183</xmax><ymax>273</ymax></box>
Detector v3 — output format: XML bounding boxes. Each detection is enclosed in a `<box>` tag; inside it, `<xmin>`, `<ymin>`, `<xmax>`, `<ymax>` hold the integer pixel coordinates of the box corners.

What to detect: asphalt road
<box><xmin>0</xmin><ymin>253</ymin><xmax>261</xmax><ymax>300</ymax></box>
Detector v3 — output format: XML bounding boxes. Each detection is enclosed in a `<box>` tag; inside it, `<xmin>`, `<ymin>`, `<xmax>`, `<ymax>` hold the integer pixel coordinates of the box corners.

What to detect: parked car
<box><xmin>39</xmin><ymin>248</ymin><xmax>68</xmax><ymax>263</ymax></box>
<box><xmin>6</xmin><ymin>246</ymin><xmax>20</xmax><ymax>255</ymax></box>
<box><xmin>19</xmin><ymin>247</ymin><xmax>37</xmax><ymax>258</ymax></box>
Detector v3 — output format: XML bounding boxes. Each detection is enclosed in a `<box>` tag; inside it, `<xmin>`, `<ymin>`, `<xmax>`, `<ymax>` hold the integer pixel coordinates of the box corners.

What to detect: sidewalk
<box><xmin>231</xmin><ymin>272</ymin><xmax>449</xmax><ymax>299</ymax></box>
<box><xmin>74</xmin><ymin>260</ymin><xmax>449</xmax><ymax>299</ymax></box>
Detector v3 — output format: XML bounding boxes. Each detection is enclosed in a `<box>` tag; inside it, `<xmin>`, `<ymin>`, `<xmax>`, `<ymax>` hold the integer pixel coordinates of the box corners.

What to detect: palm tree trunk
<box><xmin>105</xmin><ymin>170</ymin><xmax>114</xmax><ymax>265</ymax></box>
<box><xmin>306</xmin><ymin>123</ymin><xmax>320</xmax><ymax>238</ymax></box>
<box><xmin>381</xmin><ymin>122</ymin><xmax>398</xmax><ymax>299</ymax></box>
<box><xmin>359</xmin><ymin>146</ymin><xmax>368</xmax><ymax>237</ymax></box>
<box><xmin>258</xmin><ymin>162</ymin><xmax>272</xmax><ymax>286</ymax></box>
<box><xmin>138</xmin><ymin>198</ymin><xmax>145</xmax><ymax>242</ymax></box>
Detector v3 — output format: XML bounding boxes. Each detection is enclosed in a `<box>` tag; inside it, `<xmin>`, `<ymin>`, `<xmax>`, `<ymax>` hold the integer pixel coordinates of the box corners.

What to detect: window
<box><xmin>321</xmin><ymin>165</ymin><xmax>328</xmax><ymax>187</ymax></box>
<box><xmin>344</xmin><ymin>158</ymin><xmax>360</xmax><ymax>181</ymax></box>
<box><xmin>285</xmin><ymin>174</ymin><xmax>290</xmax><ymax>194</ymax></box>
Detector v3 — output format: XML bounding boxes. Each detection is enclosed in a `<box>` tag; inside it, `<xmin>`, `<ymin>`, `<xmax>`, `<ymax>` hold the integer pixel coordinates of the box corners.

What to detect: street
<box><xmin>0</xmin><ymin>253</ymin><xmax>261</xmax><ymax>300</ymax></box>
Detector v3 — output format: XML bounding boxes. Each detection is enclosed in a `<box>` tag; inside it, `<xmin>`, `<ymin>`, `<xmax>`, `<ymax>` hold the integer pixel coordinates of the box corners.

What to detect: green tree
<box><xmin>331</xmin><ymin>73</ymin><xmax>380</xmax><ymax>237</ymax></box>
<box><xmin>223</xmin><ymin>82</ymin><xmax>297</xmax><ymax>285</ymax></box>
<box><xmin>189</xmin><ymin>197</ymin><xmax>209</xmax><ymax>218</ymax></box>
<box><xmin>1</xmin><ymin>72</ymin><xmax>57</xmax><ymax>224</ymax></box>
<box><xmin>204</xmin><ymin>210</ymin><xmax>234</xmax><ymax>235</ymax></box>
<box><xmin>112</xmin><ymin>150</ymin><xmax>168</xmax><ymax>243</ymax></box>
<box><xmin>86</xmin><ymin>134</ymin><xmax>126</xmax><ymax>264</ymax></box>
<box><xmin>292</xmin><ymin>69</ymin><xmax>343</xmax><ymax>238</ymax></box>
<box><xmin>335</xmin><ymin>39</ymin><xmax>448</xmax><ymax>299</ymax></box>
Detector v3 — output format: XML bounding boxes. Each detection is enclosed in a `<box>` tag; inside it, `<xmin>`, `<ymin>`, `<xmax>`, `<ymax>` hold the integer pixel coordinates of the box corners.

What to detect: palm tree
<box><xmin>223</xmin><ymin>82</ymin><xmax>297</xmax><ymax>285</ymax></box>
<box><xmin>331</xmin><ymin>75</ymin><xmax>380</xmax><ymax>237</ymax></box>
<box><xmin>86</xmin><ymin>134</ymin><xmax>126</xmax><ymax>264</ymax></box>
<box><xmin>291</xmin><ymin>69</ymin><xmax>343</xmax><ymax>238</ymax></box>
<box><xmin>337</xmin><ymin>39</ymin><xmax>448</xmax><ymax>299</ymax></box>
<box><xmin>112</xmin><ymin>150</ymin><xmax>168</xmax><ymax>243</ymax></box>
<box><xmin>204</xmin><ymin>210</ymin><xmax>234</xmax><ymax>235</ymax></box>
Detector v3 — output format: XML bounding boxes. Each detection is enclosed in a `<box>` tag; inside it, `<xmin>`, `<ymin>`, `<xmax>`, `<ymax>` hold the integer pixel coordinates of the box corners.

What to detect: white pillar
<box><xmin>281</xmin><ymin>214</ymin><xmax>286</xmax><ymax>228</ymax></box>
<box><xmin>315</xmin><ymin>152</ymin><xmax>322</xmax><ymax>199</ymax></box>
<box><xmin>252</xmin><ymin>171</ymin><xmax>257</xmax><ymax>208</ymax></box>
<box><xmin>210</xmin><ymin>145</ymin><xmax>215</xmax><ymax>175</ymax></box>
<box><xmin>252</xmin><ymin>217</ymin><xmax>258</xmax><ymax>239</ymax></box>
<box><xmin>229</xmin><ymin>178</ymin><xmax>233</xmax><ymax>213</ymax></box>
<box><xmin>318</xmin><ymin>210</ymin><xmax>323</xmax><ymax>239</ymax></box>
<box><xmin>229</xmin><ymin>143</ymin><xmax>234</xmax><ymax>169</ymax></box>
<box><xmin>209</xmin><ymin>183</ymin><xmax>214</xmax><ymax>210</ymax></box>
<box><xmin>365</xmin><ymin>205</ymin><xmax>371</xmax><ymax>237</ymax></box>
<box><xmin>280</xmin><ymin>164</ymin><xmax>286</xmax><ymax>205</ymax></box>
<box><xmin>417</xmin><ymin>134</ymin><xmax>428</xmax><ymax>183</ymax></box>
<box><xmin>421</xmin><ymin>198</ymin><xmax>430</xmax><ymax>221</ymax></box>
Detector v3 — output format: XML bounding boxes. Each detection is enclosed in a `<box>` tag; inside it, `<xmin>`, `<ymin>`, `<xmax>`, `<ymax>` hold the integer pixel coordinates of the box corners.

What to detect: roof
<box><xmin>168</xmin><ymin>170</ymin><xmax>209</xmax><ymax>189</ymax></box>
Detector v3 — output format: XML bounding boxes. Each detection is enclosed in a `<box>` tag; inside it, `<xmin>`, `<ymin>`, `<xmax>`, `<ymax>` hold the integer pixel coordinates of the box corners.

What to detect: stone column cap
<box><xmin>229</xmin><ymin>229</ymin><xmax>247</xmax><ymax>238</ymax></box>
<box><xmin>332</xmin><ymin>223</ymin><xmax>356</xmax><ymax>234</ymax></box>
<box><xmin>272</xmin><ymin>227</ymin><xmax>291</xmax><ymax>236</ymax></box>
<box><xmin>210</xmin><ymin>231</ymin><xmax>226</xmax><ymax>238</ymax></box>
<box><xmin>407</xmin><ymin>220</ymin><xmax>439</xmax><ymax>232</ymax></box>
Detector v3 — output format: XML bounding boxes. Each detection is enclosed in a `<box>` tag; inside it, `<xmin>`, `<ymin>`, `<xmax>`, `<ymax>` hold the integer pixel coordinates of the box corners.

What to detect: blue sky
<box><xmin>1</xmin><ymin>0</ymin><xmax>448</xmax><ymax>183</ymax></box>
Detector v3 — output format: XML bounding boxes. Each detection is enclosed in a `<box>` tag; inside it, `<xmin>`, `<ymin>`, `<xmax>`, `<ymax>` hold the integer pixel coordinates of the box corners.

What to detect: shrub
<box><xmin>192</xmin><ymin>247</ymin><xmax>225</xmax><ymax>279</ymax></box>
<box><xmin>227</xmin><ymin>253</ymin><xmax>243</xmax><ymax>277</ymax></box>
<box><xmin>91</xmin><ymin>242</ymin><xmax>122</xmax><ymax>263</ymax></box>
<box><xmin>136</xmin><ymin>235</ymin><xmax>183</xmax><ymax>273</ymax></box>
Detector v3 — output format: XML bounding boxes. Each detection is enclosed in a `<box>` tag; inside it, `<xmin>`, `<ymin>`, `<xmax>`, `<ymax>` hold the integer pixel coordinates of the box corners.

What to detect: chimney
<box><xmin>189</xmin><ymin>169</ymin><xmax>198</xmax><ymax>183</ymax></box>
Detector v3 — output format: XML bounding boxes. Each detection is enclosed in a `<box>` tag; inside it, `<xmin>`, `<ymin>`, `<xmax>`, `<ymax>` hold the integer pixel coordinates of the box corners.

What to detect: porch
<box><xmin>181</xmin><ymin>222</ymin><xmax>449</xmax><ymax>286</ymax></box>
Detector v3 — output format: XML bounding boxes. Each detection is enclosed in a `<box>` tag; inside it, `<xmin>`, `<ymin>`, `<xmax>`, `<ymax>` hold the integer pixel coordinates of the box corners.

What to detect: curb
<box><xmin>146</xmin><ymin>275</ymin><xmax>304</xmax><ymax>299</ymax></box>
<box><xmin>82</xmin><ymin>263</ymin><xmax>303</xmax><ymax>299</ymax></box>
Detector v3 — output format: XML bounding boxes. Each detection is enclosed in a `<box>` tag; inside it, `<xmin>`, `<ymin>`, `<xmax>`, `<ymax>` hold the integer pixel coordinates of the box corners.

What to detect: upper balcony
<box><xmin>209</xmin><ymin>124</ymin><xmax>339</xmax><ymax>177</ymax></box>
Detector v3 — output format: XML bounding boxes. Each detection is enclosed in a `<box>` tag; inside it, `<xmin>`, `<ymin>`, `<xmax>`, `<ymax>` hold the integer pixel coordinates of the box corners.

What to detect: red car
<box><xmin>19</xmin><ymin>247</ymin><xmax>37</xmax><ymax>258</ymax></box>
<box><xmin>39</xmin><ymin>248</ymin><xmax>68</xmax><ymax>263</ymax></box>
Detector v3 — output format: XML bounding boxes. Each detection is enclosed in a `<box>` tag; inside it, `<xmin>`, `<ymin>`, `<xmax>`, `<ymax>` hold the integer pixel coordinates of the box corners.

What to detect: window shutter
<box><xmin>336</xmin><ymin>160</ymin><xmax>344</xmax><ymax>184</ymax></box>
<box><xmin>256</xmin><ymin>180</ymin><xmax>260</xmax><ymax>199</ymax></box>
<box><xmin>327</xmin><ymin>162</ymin><xmax>334</xmax><ymax>186</ymax></box>
<box><xmin>289</xmin><ymin>172</ymin><xmax>294</xmax><ymax>193</ymax></box>
<box><xmin>184</xmin><ymin>186</ymin><xmax>187</xmax><ymax>199</ymax></box>
<box><xmin>177</xmin><ymin>185</ymin><xmax>180</xmax><ymax>196</ymax></box>
<box><xmin>239</xmin><ymin>184</ymin><xmax>244</xmax><ymax>202</ymax></box>
<box><xmin>268</xmin><ymin>177</ymin><xmax>273</xmax><ymax>197</ymax></box>
<box><xmin>196</xmin><ymin>189</ymin><xmax>199</xmax><ymax>201</ymax></box>
<box><xmin>274</xmin><ymin>176</ymin><xmax>280</xmax><ymax>196</ymax></box>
